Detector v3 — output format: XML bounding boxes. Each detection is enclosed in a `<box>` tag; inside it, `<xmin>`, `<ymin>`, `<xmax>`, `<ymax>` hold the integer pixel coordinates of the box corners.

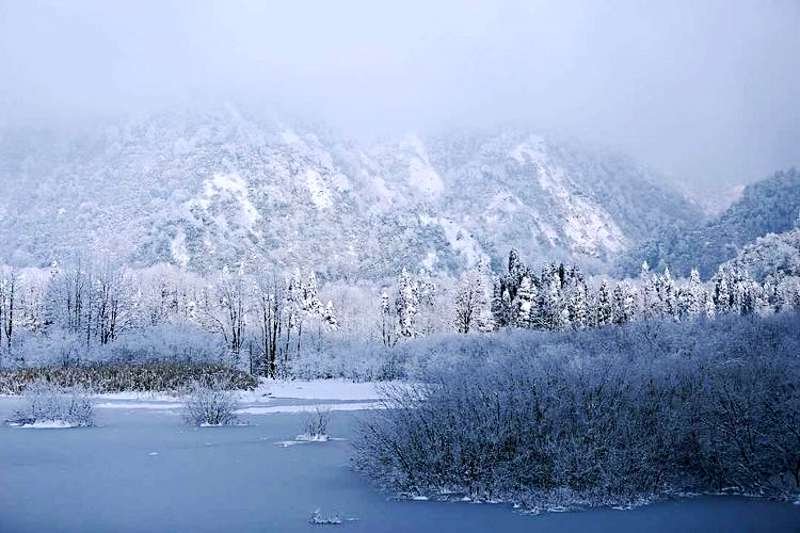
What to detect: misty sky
<box><xmin>1</xmin><ymin>0</ymin><xmax>798</xmax><ymax>189</ymax></box>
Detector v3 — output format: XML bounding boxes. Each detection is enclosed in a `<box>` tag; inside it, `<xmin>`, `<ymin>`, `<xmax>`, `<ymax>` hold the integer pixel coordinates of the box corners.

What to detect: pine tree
<box><xmin>302</xmin><ymin>271</ymin><xmax>322</xmax><ymax>316</ymax></box>
<box><xmin>490</xmin><ymin>279</ymin><xmax>512</xmax><ymax>328</ymax></box>
<box><xmin>702</xmin><ymin>288</ymin><xmax>716</xmax><ymax>319</ymax></box>
<box><xmin>639</xmin><ymin>261</ymin><xmax>657</xmax><ymax>320</ymax></box>
<box><xmin>612</xmin><ymin>282</ymin><xmax>636</xmax><ymax>325</ymax></box>
<box><xmin>567</xmin><ymin>280</ymin><xmax>589</xmax><ymax>330</ymax></box>
<box><xmin>513</xmin><ymin>275</ymin><xmax>535</xmax><ymax>328</ymax></box>
<box><xmin>732</xmin><ymin>268</ymin><xmax>757</xmax><ymax>316</ymax></box>
<box><xmin>713</xmin><ymin>268</ymin><xmax>732</xmax><ymax>314</ymax></box>
<box><xmin>686</xmin><ymin>268</ymin><xmax>705</xmax><ymax>318</ymax></box>
<box><xmin>593</xmin><ymin>281</ymin><xmax>613</xmax><ymax>327</ymax></box>
<box><xmin>536</xmin><ymin>264</ymin><xmax>565</xmax><ymax>330</ymax></box>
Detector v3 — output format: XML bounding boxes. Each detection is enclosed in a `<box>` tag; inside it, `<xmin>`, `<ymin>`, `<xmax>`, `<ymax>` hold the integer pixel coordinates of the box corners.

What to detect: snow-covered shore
<box><xmin>81</xmin><ymin>378</ymin><xmax>399</xmax><ymax>413</ymax></box>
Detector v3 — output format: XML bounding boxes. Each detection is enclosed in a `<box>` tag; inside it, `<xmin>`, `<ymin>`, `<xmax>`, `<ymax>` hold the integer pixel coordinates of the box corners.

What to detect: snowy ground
<box><xmin>1</xmin><ymin>382</ymin><xmax>799</xmax><ymax>532</ymax></box>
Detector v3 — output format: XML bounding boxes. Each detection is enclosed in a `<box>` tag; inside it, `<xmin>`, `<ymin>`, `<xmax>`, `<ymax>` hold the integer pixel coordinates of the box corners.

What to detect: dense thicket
<box><xmin>354</xmin><ymin>313</ymin><xmax>800</xmax><ymax>509</ymax></box>
<box><xmin>0</xmin><ymin>361</ymin><xmax>256</xmax><ymax>394</ymax></box>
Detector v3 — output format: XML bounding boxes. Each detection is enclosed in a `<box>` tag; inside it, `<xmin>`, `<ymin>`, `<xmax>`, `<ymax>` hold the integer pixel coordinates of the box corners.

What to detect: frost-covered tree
<box><xmin>639</xmin><ymin>261</ymin><xmax>657</xmax><ymax>320</ymax></box>
<box><xmin>0</xmin><ymin>267</ymin><xmax>19</xmax><ymax>359</ymax></box>
<box><xmin>379</xmin><ymin>288</ymin><xmax>396</xmax><ymax>347</ymax></box>
<box><xmin>513</xmin><ymin>275</ymin><xmax>536</xmax><ymax>328</ymax></box>
<box><xmin>453</xmin><ymin>265</ymin><xmax>493</xmax><ymax>334</ymax></box>
<box><xmin>395</xmin><ymin>268</ymin><xmax>419</xmax><ymax>338</ymax></box>
<box><xmin>593</xmin><ymin>281</ymin><xmax>613</xmax><ymax>327</ymax></box>
<box><xmin>567</xmin><ymin>280</ymin><xmax>590</xmax><ymax>330</ymax></box>
<box><xmin>612</xmin><ymin>282</ymin><xmax>636</xmax><ymax>325</ymax></box>
<box><xmin>713</xmin><ymin>269</ymin><xmax>733</xmax><ymax>314</ymax></box>
<box><xmin>200</xmin><ymin>266</ymin><xmax>248</xmax><ymax>361</ymax></box>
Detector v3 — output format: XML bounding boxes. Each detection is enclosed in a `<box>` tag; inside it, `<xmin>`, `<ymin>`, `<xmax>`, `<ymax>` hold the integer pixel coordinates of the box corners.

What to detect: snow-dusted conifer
<box><xmin>612</xmin><ymin>282</ymin><xmax>636</xmax><ymax>325</ymax></box>
<box><xmin>513</xmin><ymin>275</ymin><xmax>535</xmax><ymax>328</ymax></box>
<box><xmin>567</xmin><ymin>280</ymin><xmax>589</xmax><ymax>330</ymax></box>
<box><xmin>593</xmin><ymin>281</ymin><xmax>613</xmax><ymax>327</ymax></box>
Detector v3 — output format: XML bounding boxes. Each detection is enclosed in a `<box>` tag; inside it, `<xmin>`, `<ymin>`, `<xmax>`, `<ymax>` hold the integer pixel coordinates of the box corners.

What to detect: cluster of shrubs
<box><xmin>354</xmin><ymin>312</ymin><xmax>800</xmax><ymax>509</ymax></box>
<box><xmin>7</xmin><ymin>380</ymin><xmax>95</xmax><ymax>427</ymax></box>
<box><xmin>0</xmin><ymin>361</ymin><xmax>257</xmax><ymax>394</ymax></box>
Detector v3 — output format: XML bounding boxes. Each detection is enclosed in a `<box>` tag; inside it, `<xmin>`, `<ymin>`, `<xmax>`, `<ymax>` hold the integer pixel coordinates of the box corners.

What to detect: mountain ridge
<box><xmin>0</xmin><ymin>107</ymin><xmax>702</xmax><ymax>279</ymax></box>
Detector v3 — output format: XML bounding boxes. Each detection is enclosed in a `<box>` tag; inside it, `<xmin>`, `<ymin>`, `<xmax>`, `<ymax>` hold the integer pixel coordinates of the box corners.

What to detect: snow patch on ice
<box><xmin>95</xmin><ymin>402</ymin><xmax>184</xmax><ymax>410</ymax></box>
<box><xmin>9</xmin><ymin>420</ymin><xmax>80</xmax><ymax>429</ymax></box>
<box><xmin>250</xmin><ymin>379</ymin><xmax>392</xmax><ymax>401</ymax></box>
<box><xmin>236</xmin><ymin>402</ymin><xmax>381</xmax><ymax>415</ymax></box>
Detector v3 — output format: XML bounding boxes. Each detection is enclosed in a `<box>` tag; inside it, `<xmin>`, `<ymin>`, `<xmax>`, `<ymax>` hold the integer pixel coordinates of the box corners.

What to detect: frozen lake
<box><xmin>1</xmin><ymin>395</ymin><xmax>799</xmax><ymax>533</ymax></box>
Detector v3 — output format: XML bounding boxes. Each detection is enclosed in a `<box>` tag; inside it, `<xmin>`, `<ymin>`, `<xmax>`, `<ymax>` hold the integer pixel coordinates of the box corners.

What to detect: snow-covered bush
<box><xmin>354</xmin><ymin>312</ymin><xmax>800</xmax><ymax>508</ymax></box>
<box><xmin>7</xmin><ymin>380</ymin><xmax>94</xmax><ymax>428</ymax></box>
<box><xmin>183</xmin><ymin>380</ymin><xmax>241</xmax><ymax>426</ymax></box>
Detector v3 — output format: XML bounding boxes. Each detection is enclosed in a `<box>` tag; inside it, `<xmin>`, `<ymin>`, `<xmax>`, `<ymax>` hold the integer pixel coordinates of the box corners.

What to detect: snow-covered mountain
<box><xmin>0</xmin><ymin>106</ymin><xmax>700</xmax><ymax>278</ymax></box>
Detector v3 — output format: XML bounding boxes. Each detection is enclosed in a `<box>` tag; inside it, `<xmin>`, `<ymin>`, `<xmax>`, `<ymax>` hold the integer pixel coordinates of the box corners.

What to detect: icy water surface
<box><xmin>1</xmin><ymin>402</ymin><xmax>799</xmax><ymax>533</ymax></box>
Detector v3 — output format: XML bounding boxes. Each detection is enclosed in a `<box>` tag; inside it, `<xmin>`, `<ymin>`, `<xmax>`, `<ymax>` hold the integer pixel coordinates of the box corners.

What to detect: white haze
<box><xmin>0</xmin><ymin>0</ymin><xmax>798</xmax><ymax>188</ymax></box>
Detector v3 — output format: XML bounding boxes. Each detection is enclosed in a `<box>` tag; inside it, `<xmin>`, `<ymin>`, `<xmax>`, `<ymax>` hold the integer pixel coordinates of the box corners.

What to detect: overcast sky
<box><xmin>1</xmin><ymin>0</ymin><xmax>798</xmax><ymax>188</ymax></box>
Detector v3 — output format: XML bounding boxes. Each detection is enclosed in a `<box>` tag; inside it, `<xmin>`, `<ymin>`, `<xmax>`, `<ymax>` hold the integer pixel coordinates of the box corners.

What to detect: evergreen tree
<box><xmin>593</xmin><ymin>281</ymin><xmax>613</xmax><ymax>327</ymax></box>
<box><xmin>513</xmin><ymin>275</ymin><xmax>535</xmax><ymax>328</ymax></box>
<box><xmin>612</xmin><ymin>282</ymin><xmax>636</xmax><ymax>325</ymax></box>
<box><xmin>567</xmin><ymin>280</ymin><xmax>589</xmax><ymax>330</ymax></box>
<box><xmin>713</xmin><ymin>268</ymin><xmax>732</xmax><ymax>314</ymax></box>
<box><xmin>639</xmin><ymin>261</ymin><xmax>657</xmax><ymax>320</ymax></box>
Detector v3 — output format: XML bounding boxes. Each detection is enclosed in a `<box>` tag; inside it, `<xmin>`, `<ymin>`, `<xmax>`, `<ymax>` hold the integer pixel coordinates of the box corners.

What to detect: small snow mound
<box><xmin>296</xmin><ymin>433</ymin><xmax>330</xmax><ymax>442</ymax></box>
<box><xmin>309</xmin><ymin>509</ymin><xmax>343</xmax><ymax>525</ymax></box>
<box><xmin>7</xmin><ymin>419</ymin><xmax>80</xmax><ymax>429</ymax></box>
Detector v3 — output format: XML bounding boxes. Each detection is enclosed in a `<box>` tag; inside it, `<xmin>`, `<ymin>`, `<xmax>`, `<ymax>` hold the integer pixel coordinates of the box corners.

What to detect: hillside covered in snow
<box><xmin>0</xmin><ymin>106</ymin><xmax>700</xmax><ymax>278</ymax></box>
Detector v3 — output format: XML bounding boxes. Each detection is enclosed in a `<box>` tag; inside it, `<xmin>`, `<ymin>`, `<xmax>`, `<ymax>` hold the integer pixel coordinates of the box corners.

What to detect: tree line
<box><xmin>1</xmin><ymin>248</ymin><xmax>798</xmax><ymax>376</ymax></box>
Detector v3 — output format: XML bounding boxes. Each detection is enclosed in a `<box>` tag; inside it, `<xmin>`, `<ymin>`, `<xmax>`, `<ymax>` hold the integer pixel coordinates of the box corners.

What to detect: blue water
<box><xmin>1</xmin><ymin>404</ymin><xmax>798</xmax><ymax>532</ymax></box>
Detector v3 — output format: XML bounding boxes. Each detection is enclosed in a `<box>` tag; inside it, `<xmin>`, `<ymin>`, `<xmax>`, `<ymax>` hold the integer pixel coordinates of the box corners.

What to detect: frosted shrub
<box><xmin>183</xmin><ymin>380</ymin><xmax>240</xmax><ymax>426</ymax></box>
<box><xmin>8</xmin><ymin>380</ymin><xmax>94</xmax><ymax>427</ymax></box>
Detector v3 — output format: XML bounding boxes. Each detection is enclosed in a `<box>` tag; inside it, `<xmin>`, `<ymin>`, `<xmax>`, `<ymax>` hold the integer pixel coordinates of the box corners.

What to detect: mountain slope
<box><xmin>0</xmin><ymin>107</ymin><xmax>700</xmax><ymax>278</ymax></box>
<box><xmin>720</xmin><ymin>227</ymin><xmax>800</xmax><ymax>282</ymax></box>
<box><xmin>616</xmin><ymin>168</ymin><xmax>800</xmax><ymax>278</ymax></box>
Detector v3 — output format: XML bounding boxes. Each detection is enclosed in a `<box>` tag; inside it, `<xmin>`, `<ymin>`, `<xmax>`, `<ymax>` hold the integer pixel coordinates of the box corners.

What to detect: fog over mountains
<box><xmin>0</xmin><ymin>106</ymin><xmax>701</xmax><ymax>278</ymax></box>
